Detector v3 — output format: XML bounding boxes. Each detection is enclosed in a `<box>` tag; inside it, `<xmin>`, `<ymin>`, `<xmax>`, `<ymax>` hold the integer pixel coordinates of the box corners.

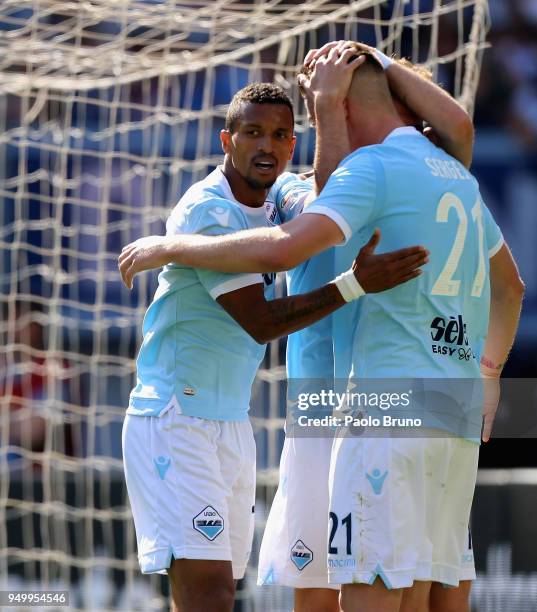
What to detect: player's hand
<box><xmin>352</xmin><ymin>229</ymin><xmax>429</xmax><ymax>293</ymax></box>
<box><xmin>299</xmin><ymin>45</ymin><xmax>365</xmax><ymax>105</ymax></box>
<box><xmin>481</xmin><ymin>373</ymin><xmax>501</xmax><ymax>443</ymax></box>
<box><xmin>303</xmin><ymin>40</ymin><xmax>351</xmax><ymax>67</ymax></box>
<box><xmin>304</xmin><ymin>40</ymin><xmax>382</xmax><ymax>70</ymax></box>
<box><xmin>299</xmin><ymin>42</ymin><xmax>365</xmax><ymax>105</ymax></box>
<box><xmin>118</xmin><ymin>235</ymin><xmax>176</xmax><ymax>289</ymax></box>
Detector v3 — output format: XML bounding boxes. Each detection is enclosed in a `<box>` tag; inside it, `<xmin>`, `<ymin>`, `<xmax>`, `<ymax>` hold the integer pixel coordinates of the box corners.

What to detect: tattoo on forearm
<box><xmin>267</xmin><ymin>285</ymin><xmax>341</xmax><ymax>327</ymax></box>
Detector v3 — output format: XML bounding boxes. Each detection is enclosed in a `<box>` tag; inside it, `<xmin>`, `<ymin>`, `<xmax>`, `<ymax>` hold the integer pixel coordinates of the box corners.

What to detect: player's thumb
<box><xmin>362</xmin><ymin>228</ymin><xmax>381</xmax><ymax>254</ymax></box>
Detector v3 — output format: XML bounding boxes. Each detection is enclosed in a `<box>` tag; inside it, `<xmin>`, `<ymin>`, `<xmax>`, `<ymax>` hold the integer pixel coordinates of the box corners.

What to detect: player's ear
<box><xmin>220</xmin><ymin>129</ymin><xmax>231</xmax><ymax>154</ymax></box>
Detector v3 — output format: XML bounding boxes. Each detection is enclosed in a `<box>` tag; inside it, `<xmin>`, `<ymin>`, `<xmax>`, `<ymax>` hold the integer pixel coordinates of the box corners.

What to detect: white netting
<box><xmin>0</xmin><ymin>1</ymin><xmax>489</xmax><ymax>610</ymax></box>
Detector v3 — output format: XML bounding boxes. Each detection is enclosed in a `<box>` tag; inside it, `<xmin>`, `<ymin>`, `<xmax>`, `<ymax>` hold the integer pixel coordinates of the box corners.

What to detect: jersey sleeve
<box><xmin>302</xmin><ymin>153</ymin><xmax>380</xmax><ymax>244</ymax></box>
<box><xmin>269</xmin><ymin>172</ymin><xmax>313</xmax><ymax>222</ymax></box>
<box><xmin>172</xmin><ymin>197</ymin><xmax>264</xmax><ymax>300</ymax></box>
<box><xmin>481</xmin><ymin>200</ymin><xmax>504</xmax><ymax>258</ymax></box>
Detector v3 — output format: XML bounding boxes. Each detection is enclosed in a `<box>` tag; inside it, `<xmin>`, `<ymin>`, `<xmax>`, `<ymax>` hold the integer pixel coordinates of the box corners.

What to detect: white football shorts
<box><xmin>122</xmin><ymin>405</ymin><xmax>256</xmax><ymax>579</ymax></box>
<box><xmin>328</xmin><ymin>431</ymin><xmax>479</xmax><ymax>588</ymax></box>
<box><xmin>459</xmin><ymin>526</ymin><xmax>476</xmax><ymax>581</ymax></box>
<box><xmin>258</xmin><ymin>435</ymin><xmax>339</xmax><ymax>589</ymax></box>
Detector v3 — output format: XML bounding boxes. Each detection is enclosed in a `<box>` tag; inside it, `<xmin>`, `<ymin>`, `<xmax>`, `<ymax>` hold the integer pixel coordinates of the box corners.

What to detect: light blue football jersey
<box><xmin>270</xmin><ymin>173</ymin><xmax>335</xmax><ymax>379</ymax></box>
<box><xmin>305</xmin><ymin>127</ymin><xmax>504</xmax><ymax>380</ymax></box>
<box><xmin>128</xmin><ymin>167</ymin><xmax>278</xmax><ymax>420</ymax></box>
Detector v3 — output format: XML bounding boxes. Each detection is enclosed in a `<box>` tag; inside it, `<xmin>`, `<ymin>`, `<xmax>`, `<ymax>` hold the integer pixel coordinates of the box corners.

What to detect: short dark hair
<box><xmin>225</xmin><ymin>82</ymin><xmax>294</xmax><ymax>132</ymax></box>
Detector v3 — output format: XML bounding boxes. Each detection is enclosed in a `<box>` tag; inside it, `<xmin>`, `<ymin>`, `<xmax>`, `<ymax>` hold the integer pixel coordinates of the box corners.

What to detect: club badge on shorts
<box><xmin>193</xmin><ymin>506</ymin><xmax>224</xmax><ymax>541</ymax></box>
<box><xmin>290</xmin><ymin>540</ymin><xmax>313</xmax><ymax>570</ymax></box>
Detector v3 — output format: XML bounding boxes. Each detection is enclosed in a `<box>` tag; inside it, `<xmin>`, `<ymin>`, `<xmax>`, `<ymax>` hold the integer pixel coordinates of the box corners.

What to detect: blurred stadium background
<box><xmin>0</xmin><ymin>1</ymin><xmax>536</xmax><ymax>610</ymax></box>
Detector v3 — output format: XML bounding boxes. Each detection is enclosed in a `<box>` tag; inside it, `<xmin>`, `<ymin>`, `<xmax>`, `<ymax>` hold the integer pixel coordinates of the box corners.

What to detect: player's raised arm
<box><xmin>307</xmin><ymin>41</ymin><xmax>474</xmax><ymax>168</ymax></box>
<box><xmin>298</xmin><ymin>43</ymin><xmax>364</xmax><ymax>193</ymax></box>
<box><xmin>382</xmin><ymin>51</ymin><xmax>474</xmax><ymax>167</ymax></box>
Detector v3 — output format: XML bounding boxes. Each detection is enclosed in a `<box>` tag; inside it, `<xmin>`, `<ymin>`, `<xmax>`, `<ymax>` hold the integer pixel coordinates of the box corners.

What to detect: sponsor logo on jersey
<box><xmin>193</xmin><ymin>506</ymin><xmax>224</xmax><ymax>541</ymax></box>
<box><xmin>153</xmin><ymin>456</ymin><xmax>171</xmax><ymax>480</ymax></box>
<box><xmin>430</xmin><ymin>314</ymin><xmax>476</xmax><ymax>361</ymax></box>
<box><xmin>365</xmin><ymin>468</ymin><xmax>388</xmax><ymax>495</ymax></box>
<box><xmin>290</xmin><ymin>540</ymin><xmax>313</xmax><ymax>571</ymax></box>
<box><xmin>183</xmin><ymin>386</ymin><xmax>195</xmax><ymax>396</ymax></box>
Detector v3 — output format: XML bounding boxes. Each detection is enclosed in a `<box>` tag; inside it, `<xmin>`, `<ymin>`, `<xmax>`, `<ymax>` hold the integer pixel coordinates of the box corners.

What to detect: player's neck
<box><xmin>349</xmin><ymin>111</ymin><xmax>405</xmax><ymax>150</ymax></box>
<box><xmin>222</xmin><ymin>160</ymin><xmax>268</xmax><ymax>208</ymax></box>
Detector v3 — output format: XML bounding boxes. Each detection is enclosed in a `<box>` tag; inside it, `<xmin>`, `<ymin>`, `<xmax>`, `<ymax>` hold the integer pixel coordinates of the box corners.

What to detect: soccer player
<box><xmin>120</xmin><ymin>50</ymin><xmax>524</xmax><ymax>611</ymax></box>
<box><xmin>120</xmin><ymin>81</ymin><xmax>427</xmax><ymax>612</ymax></box>
<box><xmin>120</xmin><ymin>42</ymin><xmax>480</xmax><ymax>612</ymax></box>
<box><xmin>257</xmin><ymin>44</ymin><xmax>481</xmax><ymax>612</ymax></box>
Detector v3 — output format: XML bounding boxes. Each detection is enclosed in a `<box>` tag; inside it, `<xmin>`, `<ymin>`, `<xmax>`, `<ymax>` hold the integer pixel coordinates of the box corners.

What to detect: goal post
<box><xmin>0</xmin><ymin>1</ymin><xmax>489</xmax><ymax>609</ymax></box>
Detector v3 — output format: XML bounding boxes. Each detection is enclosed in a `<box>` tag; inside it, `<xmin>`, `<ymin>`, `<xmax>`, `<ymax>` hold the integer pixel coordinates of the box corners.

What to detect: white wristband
<box><xmin>373</xmin><ymin>49</ymin><xmax>393</xmax><ymax>70</ymax></box>
<box><xmin>333</xmin><ymin>269</ymin><xmax>365</xmax><ymax>302</ymax></box>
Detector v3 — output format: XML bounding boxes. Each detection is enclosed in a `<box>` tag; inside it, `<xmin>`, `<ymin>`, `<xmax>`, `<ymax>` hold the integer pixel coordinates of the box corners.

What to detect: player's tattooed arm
<box><xmin>218</xmin><ymin>282</ymin><xmax>344</xmax><ymax>344</ymax></box>
<box><xmin>216</xmin><ymin>230</ymin><xmax>428</xmax><ymax>343</ymax></box>
<box><xmin>480</xmin><ymin>244</ymin><xmax>524</xmax><ymax>442</ymax></box>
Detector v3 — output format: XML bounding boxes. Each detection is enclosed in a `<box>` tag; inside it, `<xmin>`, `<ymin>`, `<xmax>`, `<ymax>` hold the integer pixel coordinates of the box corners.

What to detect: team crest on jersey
<box><xmin>193</xmin><ymin>506</ymin><xmax>224</xmax><ymax>541</ymax></box>
<box><xmin>265</xmin><ymin>200</ymin><xmax>279</xmax><ymax>226</ymax></box>
<box><xmin>290</xmin><ymin>540</ymin><xmax>313</xmax><ymax>571</ymax></box>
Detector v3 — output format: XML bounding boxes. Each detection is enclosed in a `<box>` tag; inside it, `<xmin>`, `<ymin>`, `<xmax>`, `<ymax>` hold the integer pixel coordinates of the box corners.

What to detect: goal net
<box><xmin>0</xmin><ymin>1</ymin><xmax>489</xmax><ymax>610</ymax></box>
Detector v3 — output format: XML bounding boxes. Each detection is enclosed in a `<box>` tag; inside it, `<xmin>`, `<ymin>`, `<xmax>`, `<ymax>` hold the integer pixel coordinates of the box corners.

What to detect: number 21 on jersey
<box><xmin>431</xmin><ymin>192</ymin><xmax>486</xmax><ymax>298</ymax></box>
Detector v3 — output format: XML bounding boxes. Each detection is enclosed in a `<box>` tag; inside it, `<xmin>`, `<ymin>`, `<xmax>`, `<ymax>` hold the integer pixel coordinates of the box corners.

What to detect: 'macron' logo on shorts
<box><xmin>290</xmin><ymin>540</ymin><xmax>313</xmax><ymax>571</ymax></box>
<box><xmin>193</xmin><ymin>506</ymin><xmax>224</xmax><ymax>541</ymax></box>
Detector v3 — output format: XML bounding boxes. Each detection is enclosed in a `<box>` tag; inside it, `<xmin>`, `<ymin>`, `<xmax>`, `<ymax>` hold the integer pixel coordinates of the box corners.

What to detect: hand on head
<box><xmin>298</xmin><ymin>41</ymin><xmax>367</xmax><ymax>107</ymax></box>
